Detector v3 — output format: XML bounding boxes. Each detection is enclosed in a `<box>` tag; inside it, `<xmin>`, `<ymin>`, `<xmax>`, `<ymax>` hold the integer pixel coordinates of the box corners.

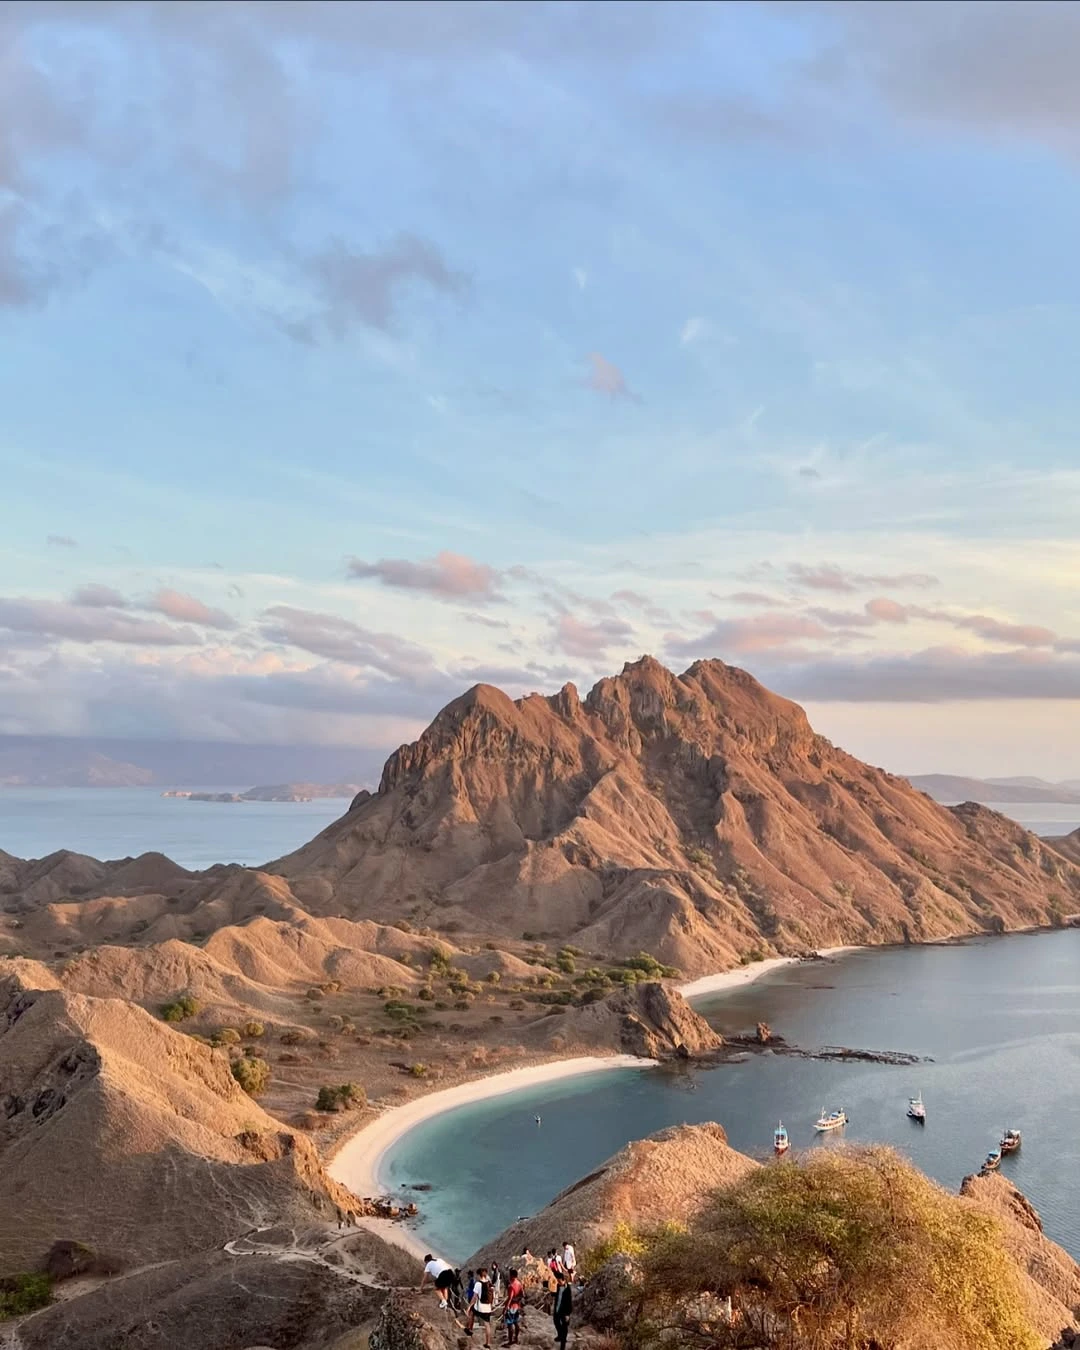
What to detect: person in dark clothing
<box><xmin>552</xmin><ymin>1268</ymin><xmax>573</xmax><ymax>1349</ymax></box>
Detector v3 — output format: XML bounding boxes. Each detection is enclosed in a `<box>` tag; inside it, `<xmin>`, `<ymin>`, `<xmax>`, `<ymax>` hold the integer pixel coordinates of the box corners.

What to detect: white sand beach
<box><xmin>330</xmin><ymin>1054</ymin><xmax>657</xmax><ymax>1260</ymax></box>
<box><xmin>678</xmin><ymin>945</ymin><xmax>862</xmax><ymax>1000</ymax></box>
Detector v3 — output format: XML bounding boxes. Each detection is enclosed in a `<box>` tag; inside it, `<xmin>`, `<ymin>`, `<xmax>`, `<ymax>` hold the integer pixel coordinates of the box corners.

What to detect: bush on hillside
<box><xmin>160</xmin><ymin>994</ymin><xmax>200</xmax><ymax>1023</ymax></box>
<box><xmin>212</xmin><ymin>1027</ymin><xmax>241</xmax><ymax>1046</ymax></box>
<box><xmin>231</xmin><ymin>1055</ymin><xmax>270</xmax><ymax>1097</ymax></box>
<box><xmin>0</xmin><ymin>1273</ymin><xmax>52</xmax><ymax>1319</ymax></box>
<box><xmin>316</xmin><ymin>1082</ymin><xmax>366</xmax><ymax>1112</ymax></box>
<box><xmin>242</xmin><ymin>1020</ymin><xmax>265</xmax><ymax>1038</ymax></box>
<box><xmin>597</xmin><ymin>1147</ymin><xmax>1041</xmax><ymax>1350</ymax></box>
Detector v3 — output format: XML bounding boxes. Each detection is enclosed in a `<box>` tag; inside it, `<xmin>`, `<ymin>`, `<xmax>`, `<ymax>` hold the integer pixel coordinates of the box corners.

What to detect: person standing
<box><xmin>552</xmin><ymin>1269</ymin><xmax>573</xmax><ymax>1349</ymax></box>
<box><xmin>419</xmin><ymin>1253</ymin><xmax>455</xmax><ymax>1309</ymax></box>
<box><xmin>468</xmin><ymin>1266</ymin><xmax>495</xmax><ymax>1348</ymax></box>
<box><xmin>561</xmin><ymin>1239</ymin><xmax>576</xmax><ymax>1284</ymax></box>
<box><xmin>502</xmin><ymin>1267</ymin><xmax>524</xmax><ymax>1347</ymax></box>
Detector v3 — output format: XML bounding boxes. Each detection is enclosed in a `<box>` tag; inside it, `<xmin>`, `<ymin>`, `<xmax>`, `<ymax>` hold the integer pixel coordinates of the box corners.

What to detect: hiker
<box><xmin>561</xmin><ymin>1238</ymin><xmax>576</xmax><ymax>1284</ymax></box>
<box><xmin>467</xmin><ymin>1266</ymin><xmax>495</xmax><ymax>1347</ymax></box>
<box><xmin>490</xmin><ymin>1261</ymin><xmax>503</xmax><ymax>1301</ymax></box>
<box><xmin>547</xmin><ymin>1248</ymin><xmax>564</xmax><ymax>1276</ymax></box>
<box><xmin>534</xmin><ymin>1114</ymin><xmax>542</xmax><ymax>1125</ymax></box>
<box><xmin>463</xmin><ymin>1270</ymin><xmax>476</xmax><ymax>1333</ymax></box>
<box><xmin>502</xmin><ymin>1267</ymin><xmax>524</xmax><ymax>1347</ymax></box>
<box><xmin>419</xmin><ymin>1252</ymin><xmax>455</xmax><ymax>1309</ymax></box>
<box><xmin>552</xmin><ymin>1268</ymin><xmax>573</xmax><ymax>1349</ymax></box>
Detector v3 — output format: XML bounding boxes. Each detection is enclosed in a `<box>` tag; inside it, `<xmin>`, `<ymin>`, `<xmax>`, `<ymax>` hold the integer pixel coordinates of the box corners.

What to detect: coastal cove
<box><xmin>358</xmin><ymin>930</ymin><xmax>1080</xmax><ymax>1265</ymax></box>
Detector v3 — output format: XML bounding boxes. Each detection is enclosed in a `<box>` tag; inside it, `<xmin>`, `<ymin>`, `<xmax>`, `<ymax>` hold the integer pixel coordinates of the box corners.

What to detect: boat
<box><xmin>814</xmin><ymin>1107</ymin><xmax>847</xmax><ymax>1132</ymax></box>
<box><xmin>982</xmin><ymin>1148</ymin><xmax>1002</xmax><ymax>1172</ymax></box>
<box><xmin>773</xmin><ymin>1121</ymin><xmax>790</xmax><ymax>1155</ymax></box>
<box><xmin>1000</xmin><ymin>1129</ymin><xmax>1021</xmax><ymax>1154</ymax></box>
<box><xmin>907</xmin><ymin>1092</ymin><xmax>926</xmax><ymax>1122</ymax></box>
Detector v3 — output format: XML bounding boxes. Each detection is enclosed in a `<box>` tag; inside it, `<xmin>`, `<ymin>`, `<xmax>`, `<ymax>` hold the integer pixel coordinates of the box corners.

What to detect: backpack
<box><xmin>479</xmin><ymin>1280</ymin><xmax>492</xmax><ymax>1306</ymax></box>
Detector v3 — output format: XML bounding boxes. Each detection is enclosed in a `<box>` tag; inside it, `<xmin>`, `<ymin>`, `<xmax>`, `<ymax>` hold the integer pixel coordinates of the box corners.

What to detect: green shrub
<box><xmin>280</xmin><ymin>1029</ymin><xmax>304</xmax><ymax>1046</ymax></box>
<box><xmin>0</xmin><ymin>1272</ymin><xmax>53</xmax><ymax>1319</ymax></box>
<box><xmin>231</xmin><ymin>1055</ymin><xmax>270</xmax><ymax>1097</ymax></box>
<box><xmin>316</xmin><ymin>1082</ymin><xmax>366</xmax><ymax>1112</ymax></box>
<box><xmin>427</xmin><ymin>947</ymin><xmax>452</xmax><ymax>973</ymax></box>
<box><xmin>602</xmin><ymin>1147</ymin><xmax>1041</xmax><ymax>1350</ymax></box>
<box><xmin>213</xmin><ymin>1027</ymin><xmax>241</xmax><ymax>1046</ymax></box>
<box><xmin>408</xmin><ymin>1062</ymin><xmax>428</xmax><ymax>1077</ymax></box>
<box><xmin>417</xmin><ymin>985</ymin><xmax>435</xmax><ymax>1000</ymax></box>
<box><xmin>485</xmin><ymin>971</ymin><xmax>501</xmax><ymax>984</ymax></box>
<box><xmin>242</xmin><ymin>1020</ymin><xmax>265</xmax><ymax>1038</ymax></box>
<box><xmin>555</xmin><ymin>951</ymin><xmax>576</xmax><ymax>975</ymax></box>
<box><xmin>160</xmin><ymin>994</ymin><xmax>200</xmax><ymax>1023</ymax></box>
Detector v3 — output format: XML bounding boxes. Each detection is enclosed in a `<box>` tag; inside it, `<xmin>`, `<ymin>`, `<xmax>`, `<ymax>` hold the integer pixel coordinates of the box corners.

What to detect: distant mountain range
<box><xmin>908</xmin><ymin>774</ymin><xmax>1080</xmax><ymax>805</ymax></box>
<box><xmin>0</xmin><ymin>736</ymin><xmax>383</xmax><ymax>788</ymax></box>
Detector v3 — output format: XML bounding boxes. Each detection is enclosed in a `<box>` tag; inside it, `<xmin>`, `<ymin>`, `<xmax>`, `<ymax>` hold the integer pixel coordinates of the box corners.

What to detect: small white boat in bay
<box><xmin>814</xmin><ymin>1107</ymin><xmax>847</xmax><ymax>1132</ymax></box>
<box><xmin>907</xmin><ymin>1092</ymin><xmax>926</xmax><ymax>1122</ymax></box>
<box><xmin>774</xmin><ymin>1121</ymin><xmax>790</xmax><ymax>1154</ymax></box>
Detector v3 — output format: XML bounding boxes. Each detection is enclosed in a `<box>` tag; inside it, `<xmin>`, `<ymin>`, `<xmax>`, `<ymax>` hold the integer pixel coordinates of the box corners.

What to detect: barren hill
<box><xmin>0</xmin><ymin>962</ymin><xmax>364</xmax><ymax>1276</ymax></box>
<box><xmin>266</xmin><ymin>657</ymin><xmax>1080</xmax><ymax>974</ymax></box>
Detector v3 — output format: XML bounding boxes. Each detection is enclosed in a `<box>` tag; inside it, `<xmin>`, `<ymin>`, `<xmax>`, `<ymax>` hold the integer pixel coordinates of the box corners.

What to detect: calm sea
<box><xmin>0</xmin><ymin>786</ymin><xmax>347</xmax><ymax>869</ymax></box>
<box><xmin>384</xmin><ymin>929</ymin><xmax>1080</xmax><ymax>1263</ymax></box>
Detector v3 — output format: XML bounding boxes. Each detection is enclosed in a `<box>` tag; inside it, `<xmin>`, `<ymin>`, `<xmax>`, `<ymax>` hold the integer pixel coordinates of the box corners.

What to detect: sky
<box><xmin>2</xmin><ymin>0</ymin><xmax>1080</xmax><ymax>779</ymax></box>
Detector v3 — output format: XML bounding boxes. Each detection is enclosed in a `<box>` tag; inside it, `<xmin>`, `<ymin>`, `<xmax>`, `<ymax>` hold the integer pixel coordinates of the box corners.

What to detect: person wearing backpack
<box><xmin>468</xmin><ymin>1266</ymin><xmax>495</xmax><ymax>1347</ymax></box>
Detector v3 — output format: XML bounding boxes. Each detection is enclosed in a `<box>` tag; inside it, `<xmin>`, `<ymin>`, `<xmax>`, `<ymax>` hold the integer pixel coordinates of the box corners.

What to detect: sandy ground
<box><xmin>677</xmin><ymin>945</ymin><xmax>861</xmax><ymax>1000</ymax></box>
<box><xmin>329</xmin><ymin>1055</ymin><xmax>657</xmax><ymax>1261</ymax></box>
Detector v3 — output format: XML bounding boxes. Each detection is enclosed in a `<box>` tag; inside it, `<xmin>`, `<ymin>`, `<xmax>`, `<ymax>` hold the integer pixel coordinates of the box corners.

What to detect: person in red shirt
<box><xmin>502</xmin><ymin>1268</ymin><xmax>524</xmax><ymax>1346</ymax></box>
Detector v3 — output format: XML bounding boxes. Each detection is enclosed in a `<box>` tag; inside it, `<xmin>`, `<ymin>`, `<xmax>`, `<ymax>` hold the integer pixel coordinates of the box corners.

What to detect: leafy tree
<box><xmin>595</xmin><ymin>1147</ymin><xmax>1041</xmax><ymax>1350</ymax></box>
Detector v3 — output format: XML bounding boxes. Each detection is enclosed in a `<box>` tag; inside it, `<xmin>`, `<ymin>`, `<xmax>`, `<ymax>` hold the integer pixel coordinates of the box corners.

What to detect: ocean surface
<box><xmin>383</xmin><ymin>929</ymin><xmax>1080</xmax><ymax>1263</ymax></box>
<box><xmin>0</xmin><ymin>787</ymin><xmax>347</xmax><ymax>869</ymax></box>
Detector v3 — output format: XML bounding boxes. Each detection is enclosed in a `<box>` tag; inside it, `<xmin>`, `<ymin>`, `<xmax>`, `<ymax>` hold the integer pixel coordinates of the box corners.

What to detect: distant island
<box><xmin>161</xmin><ymin>783</ymin><xmax>359</xmax><ymax>803</ymax></box>
<box><xmin>908</xmin><ymin>773</ymin><xmax>1080</xmax><ymax>805</ymax></box>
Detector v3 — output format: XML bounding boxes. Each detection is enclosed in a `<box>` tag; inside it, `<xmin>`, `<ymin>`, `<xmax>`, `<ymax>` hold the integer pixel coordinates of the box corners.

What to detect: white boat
<box><xmin>773</xmin><ymin>1121</ymin><xmax>790</xmax><ymax>1154</ymax></box>
<box><xmin>814</xmin><ymin>1107</ymin><xmax>847</xmax><ymax>1132</ymax></box>
<box><xmin>1000</xmin><ymin>1128</ymin><xmax>1021</xmax><ymax>1154</ymax></box>
<box><xmin>907</xmin><ymin>1093</ymin><xmax>926</xmax><ymax>1122</ymax></box>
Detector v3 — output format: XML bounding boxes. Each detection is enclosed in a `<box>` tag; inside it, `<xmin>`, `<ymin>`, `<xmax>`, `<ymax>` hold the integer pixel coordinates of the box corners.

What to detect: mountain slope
<box><xmin>268</xmin><ymin>657</ymin><xmax>1080</xmax><ymax>974</ymax></box>
<box><xmin>0</xmin><ymin>962</ymin><xmax>363</xmax><ymax>1275</ymax></box>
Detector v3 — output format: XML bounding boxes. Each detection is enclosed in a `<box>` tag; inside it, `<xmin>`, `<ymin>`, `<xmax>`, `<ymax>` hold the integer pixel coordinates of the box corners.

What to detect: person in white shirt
<box><xmin>561</xmin><ymin>1240</ymin><xmax>576</xmax><ymax>1282</ymax></box>
<box><xmin>419</xmin><ymin>1253</ymin><xmax>455</xmax><ymax>1309</ymax></box>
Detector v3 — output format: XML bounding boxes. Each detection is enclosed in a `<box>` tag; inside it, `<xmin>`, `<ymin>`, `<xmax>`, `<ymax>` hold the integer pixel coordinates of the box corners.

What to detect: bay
<box><xmin>383</xmin><ymin>930</ymin><xmax>1080</xmax><ymax>1263</ymax></box>
<box><xmin>0</xmin><ymin>786</ymin><xmax>346</xmax><ymax>869</ymax></box>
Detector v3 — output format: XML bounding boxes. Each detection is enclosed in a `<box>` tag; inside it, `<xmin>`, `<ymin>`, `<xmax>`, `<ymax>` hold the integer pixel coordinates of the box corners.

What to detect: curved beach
<box><xmin>327</xmin><ymin>949</ymin><xmax>862</xmax><ymax>1259</ymax></box>
<box><xmin>329</xmin><ymin>1054</ymin><xmax>657</xmax><ymax>1257</ymax></box>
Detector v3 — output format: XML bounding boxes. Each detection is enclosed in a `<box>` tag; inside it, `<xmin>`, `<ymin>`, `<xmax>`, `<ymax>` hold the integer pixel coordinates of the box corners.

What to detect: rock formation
<box><xmin>266</xmin><ymin>658</ymin><xmax>1080</xmax><ymax>973</ymax></box>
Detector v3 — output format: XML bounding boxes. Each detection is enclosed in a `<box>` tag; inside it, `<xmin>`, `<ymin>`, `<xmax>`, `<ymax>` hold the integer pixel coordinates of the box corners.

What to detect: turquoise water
<box><xmin>382</xmin><ymin>930</ymin><xmax>1080</xmax><ymax>1263</ymax></box>
<box><xmin>0</xmin><ymin>786</ymin><xmax>346</xmax><ymax>869</ymax></box>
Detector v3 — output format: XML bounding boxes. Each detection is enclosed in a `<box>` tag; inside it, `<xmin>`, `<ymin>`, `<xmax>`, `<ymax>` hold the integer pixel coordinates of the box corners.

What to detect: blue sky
<box><xmin>3</xmin><ymin>0</ymin><xmax>1080</xmax><ymax>776</ymax></box>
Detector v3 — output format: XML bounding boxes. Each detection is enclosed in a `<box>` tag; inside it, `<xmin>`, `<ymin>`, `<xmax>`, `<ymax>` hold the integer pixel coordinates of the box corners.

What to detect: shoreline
<box><xmin>678</xmin><ymin>945</ymin><xmax>862</xmax><ymax>1001</ymax></box>
<box><xmin>328</xmin><ymin>1054</ymin><xmax>657</xmax><ymax>1261</ymax></box>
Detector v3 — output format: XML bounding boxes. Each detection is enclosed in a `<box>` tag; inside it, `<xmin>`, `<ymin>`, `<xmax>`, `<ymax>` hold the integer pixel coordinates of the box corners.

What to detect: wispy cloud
<box><xmin>346</xmin><ymin>550</ymin><xmax>504</xmax><ymax>603</ymax></box>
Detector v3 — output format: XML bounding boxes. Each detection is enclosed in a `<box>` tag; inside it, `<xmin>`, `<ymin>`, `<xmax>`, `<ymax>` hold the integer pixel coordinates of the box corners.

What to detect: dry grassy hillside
<box><xmin>0</xmin><ymin>962</ymin><xmax>363</xmax><ymax>1276</ymax></box>
<box><xmin>266</xmin><ymin>657</ymin><xmax>1080</xmax><ymax>973</ymax></box>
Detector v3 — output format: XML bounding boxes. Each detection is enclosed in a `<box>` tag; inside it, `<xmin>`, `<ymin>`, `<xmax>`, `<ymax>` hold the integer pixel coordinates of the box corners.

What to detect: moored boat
<box><xmin>982</xmin><ymin>1148</ymin><xmax>1002</xmax><ymax>1172</ymax></box>
<box><xmin>907</xmin><ymin>1092</ymin><xmax>926</xmax><ymax>1122</ymax></box>
<box><xmin>814</xmin><ymin>1107</ymin><xmax>847</xmax><ymax>1132</ymax></box>
<box><xmin>1000</xmin><ymin>1128</ymin><xmax>1021</xmax><ymax>1154</ymax></box>
<box><xmin>774</xmin><ymin>1121</ymin><xmax>790</xmax><ymax>1154</ymax></box>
